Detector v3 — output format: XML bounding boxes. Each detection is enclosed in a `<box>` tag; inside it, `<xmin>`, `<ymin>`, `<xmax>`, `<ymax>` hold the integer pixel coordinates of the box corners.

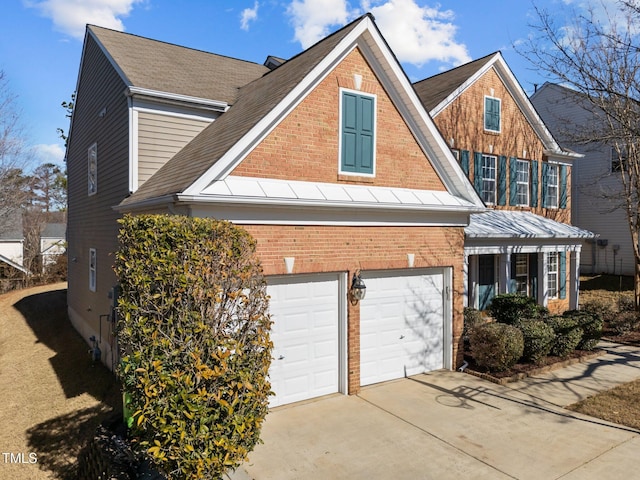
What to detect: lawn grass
<box><xmin>567</xmin><ymin>378</ymin><xmax>640</xmax><ymax>430</ymax></box>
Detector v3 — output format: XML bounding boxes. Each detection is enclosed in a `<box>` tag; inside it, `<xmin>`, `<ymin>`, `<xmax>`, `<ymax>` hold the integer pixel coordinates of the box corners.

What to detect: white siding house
<box><xmin>531</xmin><ymin>83</ymin><xmax>633</xmax><ymax>276</ymax></box>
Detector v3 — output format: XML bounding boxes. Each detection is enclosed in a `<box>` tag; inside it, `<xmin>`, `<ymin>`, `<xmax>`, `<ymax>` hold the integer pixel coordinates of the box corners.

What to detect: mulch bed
<box><xmin>462</xmin><ymin>349</ymin><xmax>606</xmax><ymax>385</ymax></box>
<box><xmin>602</xmin><ymin>329</ymin><xmax>640</xmax><ymax>347</ymax></box>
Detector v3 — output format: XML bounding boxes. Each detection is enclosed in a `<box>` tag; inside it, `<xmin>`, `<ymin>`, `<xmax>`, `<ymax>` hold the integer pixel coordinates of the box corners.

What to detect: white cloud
<box><xmin>32</xmin><ymin>143</ymin><xmax>66</xmax><ymax>165</ymax></box>
<box><xmin>286</xmin><ymin>0</ymin><xmax>357</xmax><ymax>48</ymax></box>
<box><xmin>286</xmin><ymin>0</ymin><xmax>469</xmax><ymax>67</ymax></box>
<box><xmin>25</xmin><ymin>0</ymin><xmax>143</xmax><ymax>39</ymax></box>
<box><xmin>241</xmin><ymin>1</ymin><xmax>259</xmax><ymax>31</ymax></box>
<box><xmin>367</xmin><ymin>0</ymin><xmax>470</xmax><ymax>67</ymax></box>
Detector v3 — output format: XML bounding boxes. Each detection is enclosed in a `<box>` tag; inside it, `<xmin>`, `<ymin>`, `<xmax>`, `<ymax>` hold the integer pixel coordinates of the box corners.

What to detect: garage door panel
<box><xmin>360</xmin><ymin>270</ymin><xmax>446</xmax><ymax>386</ymax></box>
<box><xmin>267</xmin><ymin>274</ymin><xmax>341</xmax><ymax>407</ymax></box>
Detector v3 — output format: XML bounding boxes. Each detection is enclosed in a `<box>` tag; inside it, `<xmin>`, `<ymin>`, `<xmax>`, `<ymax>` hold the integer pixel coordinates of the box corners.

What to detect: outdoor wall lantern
<box><xmin>350</xmin><ymin>271</ymin><xmax>367</xmax><ymax>305</ymax></box>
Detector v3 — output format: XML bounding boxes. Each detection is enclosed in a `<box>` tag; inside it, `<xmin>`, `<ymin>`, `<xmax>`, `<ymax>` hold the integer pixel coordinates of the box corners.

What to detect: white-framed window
<box><xmin>516</xmin><ymin>159</ymin><xmax>530</xmax><ymax>206</ymax></box>
<box><xmin>451</xmin><ymin>149</ymin><xmax>460</xmax><ymax>161</ymax></box>
<box><xmin>515</xmin><ymin>254</ymin><xmax>529</xmax><ymax>296</ymax></box>
<box><xmin>89</xmin><ymin>248</ymin><xmax>97</xmax><ymax>292</ymax></box>
<box><xmin>484</xmin><ymin>96</ymin><xmax>501</xmax><ymax>133</ymax></box>
<box><xmin>547</xmin><ymin>252</ymin><xmax>558</xmax><ymax>299</ymax></box>
<box><xmin>88</xmin><ymin>143</ymin><xmax>97</xmax><ymax>195</ymax></box>
<box><xmin>339</xmin><ymin>89</ymin><xmax>376</xmax><ymax>176</ymax></box>
<box><xmin>545</xmin><ymin>164</ymin><xmax>558</xmax><ymax>208</ymax></box>
<box><xmin>481</xmin><ymin>154</ymin><xmax>497</xmax><ymax>204</ymax></box>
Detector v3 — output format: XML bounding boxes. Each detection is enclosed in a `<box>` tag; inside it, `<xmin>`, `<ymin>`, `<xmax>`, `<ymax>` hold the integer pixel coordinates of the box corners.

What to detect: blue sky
<box><xmin>0</xmin><ymin>0</ymin><xmax>614</xmax><ymax>170</ymax></box>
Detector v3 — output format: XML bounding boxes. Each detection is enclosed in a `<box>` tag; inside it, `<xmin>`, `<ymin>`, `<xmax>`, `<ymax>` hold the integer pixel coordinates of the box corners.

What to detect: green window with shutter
<box><xmin>341</xmin><ymin>91</ymin><xmax>375</xmax><ymax>175</ymax></box>
<box><xmin>530</xmin><ymin>160</ymin><xmax>539</xmax><ymax>207</ymax></box>
<box><xmin>484</xmin><ymin>96</ymin><xmax>501</xmax><ymax>132</ymax></box>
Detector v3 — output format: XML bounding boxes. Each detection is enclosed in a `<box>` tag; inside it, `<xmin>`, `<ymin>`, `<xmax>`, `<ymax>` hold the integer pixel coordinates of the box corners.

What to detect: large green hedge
<box><xmin>115</xmin><ymin>214</ymin><xmax>272</xmax><ymax>479</ymax></box>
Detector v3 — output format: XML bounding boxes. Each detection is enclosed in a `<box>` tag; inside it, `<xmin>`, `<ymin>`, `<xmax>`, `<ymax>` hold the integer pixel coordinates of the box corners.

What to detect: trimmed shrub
<box><xmin>582</xmin><ymin>299</ymin><xmax>615</xmax><ymax>323</ymax></box>
<box><xmin>515</xmin><ymin>319</ymin><xmax>555</xmax><ymax>364</ymax></box>
<box><xmin>546</xmin><ymin>316</ymin><xmax>583</xmax><ymax>357</ymax></box>
<box><xmin>470</xmin><ymin>322</ymin><xmax>524</xmax><ymax>372</ymax></box>
<box><xmin>563</xmin><ymin>310</ymin><xmax>603</xmax><ymax>350</ymax></box>
<box><xmin>463</xmin><ymin>308</ymin><xmax>486</xmax><ymax>351</ymax></box>
<box><xmin>609</xmin><ymin>311</ymin><xmax>640</xmax><ymax>335</ymax></box>
<box><xmin>489</xmin><ymin>294</ymin><xmax>545</xmax><ymax>325</ymax></box>
<box><xmin>115</xmin><ymin>214</ymin><xmax>272</xmax><ymax>480</ymax></box>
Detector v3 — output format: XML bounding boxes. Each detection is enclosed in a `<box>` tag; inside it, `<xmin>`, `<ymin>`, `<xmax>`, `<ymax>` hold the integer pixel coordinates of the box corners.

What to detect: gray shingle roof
<box><xmin>120</xmin><ymin>15</ymin><xmax>367</xmax><ymax>207</ymax></box>
<box><xmin>0</xmin><ymin>211</ymin><xmax>23</xmax><ymax>240</ymax></box>
<box><xmin>89</xmin><ymin>25</ymin><xmax>270</xmax><ymax>104</ymax></box>
<box><xmin>413</xmin><ymin>52</ymin><xmax>498</xmax><ymax>112</ymax></box>
<box><xmin>41</xmin><ymin>223</ymin><xmax>66</xmax><ymax>239</ymax></box>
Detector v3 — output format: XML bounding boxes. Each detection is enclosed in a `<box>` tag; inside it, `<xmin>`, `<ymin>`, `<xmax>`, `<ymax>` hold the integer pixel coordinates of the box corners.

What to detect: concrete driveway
<box><xmin>231</xmin><ymin>343</ymin><xmax>640</xmax><ymax>480</ymax></box>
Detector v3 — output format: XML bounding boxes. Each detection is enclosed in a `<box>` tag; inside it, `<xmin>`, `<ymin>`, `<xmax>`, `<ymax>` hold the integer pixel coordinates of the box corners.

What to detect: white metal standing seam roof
<box><xmin>199</xmin><ymin>176</ymin><xmax>484</xmax><ymax>211</ymax></box>
<box><xmin>465</xmin><ymin>210</ymin><xmax>596</xmax><ymax>239</ymax></box>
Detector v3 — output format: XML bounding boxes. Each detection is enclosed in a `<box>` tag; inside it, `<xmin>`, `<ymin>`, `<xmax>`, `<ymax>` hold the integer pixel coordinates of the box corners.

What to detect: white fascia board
<box><xmin>125</xmin><ymin>86</ymin><xmax>228</xmax><ymax>112</ymax></box>
<box><xmin>0</xmin><ymin>254</ymin><xmax>29</xmax><ymax>274</ymax></box>
<box><xmin>465</xmin><ymin>243</ymin><xmax>583</xmax><ymax>256</ymax></box>
<box><xmin>186</xmin><ymin>201</ymin><xmax>474</xmax><ymax>227</ymax></box>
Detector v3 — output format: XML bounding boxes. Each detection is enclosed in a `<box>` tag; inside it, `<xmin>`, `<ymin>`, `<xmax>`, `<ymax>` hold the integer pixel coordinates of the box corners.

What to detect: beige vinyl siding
<box><xmin>137</xmin><ymin>111</ymin><xmax>212</xmax><ymax>187</ymax></box>
<box><xmin>66</xmin><ymin>33</ymin><xmax>131</xmax><ymax>369</ymax></box>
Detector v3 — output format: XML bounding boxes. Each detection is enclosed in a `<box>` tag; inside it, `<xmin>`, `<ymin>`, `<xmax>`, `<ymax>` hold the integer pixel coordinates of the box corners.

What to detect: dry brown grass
<box><xmin>567</xmin><ymin>378</ymin><xmax>640</xmax><ymax>430</ymax></box>
<box><xmin>0</xmin><ymin>283</ymin><xmax>120</xmax><ymax>480</ymax></box>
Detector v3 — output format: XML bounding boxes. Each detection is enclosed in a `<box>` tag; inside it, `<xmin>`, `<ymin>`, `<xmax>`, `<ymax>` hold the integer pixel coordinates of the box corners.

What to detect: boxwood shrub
<box><xmin>545</xmin><ymin>316</ymin><xmax>583</xmax><ymax>357</ymax></box>
<box><xmin>489</xmin><ymin>294</ymin><xmax>546</xmax><ymax>325</ymax></box>
<box><xmin>115</xmin><ymin>214</ymin><xmax>272</xmax><ymax>480</ymax></box>
<box><xmin>470</xmin><ymin>322</ymin><xmax>524</xmax><ymax>372</ymax></box>
<box><xmin>515</xmin><ymin>319</ymin><xmax>555</xmax><ymax>364</ymax></box>
<box><xmin>563</xmin><ymin>310</ymin><xmax>603</xmax><ymax>350</ymax></box>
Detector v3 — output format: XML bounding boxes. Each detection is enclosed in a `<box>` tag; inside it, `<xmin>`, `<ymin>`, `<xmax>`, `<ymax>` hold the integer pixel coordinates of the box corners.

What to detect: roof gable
<box><xmin>413</xmin><ymin>52</ymin><xmax>575</xmax><ymax>159</ymax></box>
<box><xmin>119</xmin><ymin>14</ymin><xmax>484</xmax><ymax>213</ymax></box>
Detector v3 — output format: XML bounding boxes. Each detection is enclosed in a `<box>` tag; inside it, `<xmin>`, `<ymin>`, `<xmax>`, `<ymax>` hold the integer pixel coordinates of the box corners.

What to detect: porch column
<box><xmin>538</xmin><ymin>252</ymin><xmax>547</xmax><ymax>307</ymax></box>
<box><xmin>499</xmin><ymin>253</ymin><xmax>511</xmax><ymax>294</ymax></box>
<box><xmin>570</xmin><ymin>250</ymin><xmax>581</xmax><ymax>310</ymax></box>
<box><xmin>469</xmin><ymin>255</ymin><xmax>479</xmax><ymax>309</ymax></box>
<box><xmin>462</xmin><ymin>253</ymin><xmax>469</xmax><ymax>307</ymax></box>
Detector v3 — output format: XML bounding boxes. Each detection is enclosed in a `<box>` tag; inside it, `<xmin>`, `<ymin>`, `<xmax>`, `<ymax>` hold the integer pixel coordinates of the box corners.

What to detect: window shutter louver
<box><xmin>461</xmin><ymin>150</ymin><xmax>470</xmax><ymax>176</ymax></box>
<box><xmin>341</xmin><ymin>92</ymin><xmax>374</xmax><ymax>174</ymax></box>
<box><xmin>498</xmin><ymin>156</ymin><xmax>507</xmax><ymax>205</ymax></box>
<box><xmin>541</xmin><ymin>163</ymin><xmax>549</xmax><ymax>208</ymax></box>
<box><xmin>559</xmin><ymin>252</ymin><xmax>567</xmax><ymax>299</ymax></box>
<box><xmin>530</xmin><ymin>160</ymin><xmax>539</xmax><ymax>207</ymax></box>
<box><xmin>474</xmin><ymin>152</ymin><xmax>483</xmax><ymax>195</ymax></box>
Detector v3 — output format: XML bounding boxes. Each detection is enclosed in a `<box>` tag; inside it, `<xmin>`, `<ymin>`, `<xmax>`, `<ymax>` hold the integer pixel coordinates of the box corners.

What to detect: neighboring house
<box><xmin>413</xmin><ymin>52</ymin><xmax>594</xmax><ymax>313</ymax></box>
<box><xmin>531</xmin><ymin>82</ymin><xmax>633</xmax><ymax>276</ymax></box>
<box><xmin>66</xmin><ymin>14</ymin><xmax>485</xmax><ymax>407</ymax></box>
<box><xmin>0</xmin><ymin>211</ymin><xmax>28</xmax><ymax>276</ymax></box>
<box><xmin>40</xmin><ymin>223</ymin><xmax>66</xmax><ymax>270</ymax></box>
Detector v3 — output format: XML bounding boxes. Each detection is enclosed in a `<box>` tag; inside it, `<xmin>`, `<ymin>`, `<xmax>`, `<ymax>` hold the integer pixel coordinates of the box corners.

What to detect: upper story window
<box><xmin>484</xmin><ymin>96</ymin><xmax>501</xmax><ymax>133</ymax></box>
<box><xmin>516</xmin><ymin>159</ymin><xmax>530</xmax><ymax>206</ymax></box>
<box><xmin>340</xmin><ymin>90</ymin><xmax>375</xmax><ymax>176</ymax></box>
<box><xmin>611</xmin><ymin>145</ymin><xmax>627</xmax><ymax>173</ymax></box>
<box><xmin>481</xmin><ymin>154</ymin><xmax>497</xmax><ymax>204</ymax></box>
<box><xmin>544</xmin><ymin>164</ymin><xmax>559</xmax><ymax>209</ymax></box>
<box><xmin>88</xmin><ymin>143</ymin><xmax>97</xmax><ymax>195</ymax></box>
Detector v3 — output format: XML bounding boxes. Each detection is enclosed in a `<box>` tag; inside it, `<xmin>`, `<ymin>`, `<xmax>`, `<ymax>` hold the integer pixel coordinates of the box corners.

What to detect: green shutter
<box><xmin>530</xmin><ymin>160</ymin><xmax>539</xmax><ymax>207</ymax></box>
<box><xmin>474</xmin><ymin>152</ymin><xmax>483</xmax><ymax>195</ymax></box>
<box><xmin>541</xmin><ymin>163</ymin><xmax>549</xmax><ymax>208</ymax></box>
<box><xmin>460</xmin><ymin>150</ymin><xmax>470</xmax><ymax>176</ymax></box>
<box><xmin>509</xmin><ymin>157</ymin><xmax>518</xmax><ymax>206</ymax></box>
<box><xmin>498</xmin><ymin>155</ymin><xmax>507</xmax><ymax>205</ymax></box>
<box><xmin>559</xmin><ymin>165</ymin><xmax>568</xmax><ymax>208</ymax></box>
<box><xmin>509</xmin><ymin>254</ymin><xmax>517</xmax><ymax>293</ymax></box>
<box><xmin>485</xmin><ymin>97</ymin><xmax>500</xmax><ymax>131</ymax></box>
<box><xmin>559</xmin><ymin>251</ymin><xmax>567</xmax><ymax>299</ymax></box>
<box><xmin>341</xmin><ymin>92</ymin><xmax>374</xmax><ymax>174</ymax></box>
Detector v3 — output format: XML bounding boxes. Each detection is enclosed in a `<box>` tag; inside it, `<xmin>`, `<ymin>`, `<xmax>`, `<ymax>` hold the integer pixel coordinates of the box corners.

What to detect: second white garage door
<box><xmin>360</xmin><ymin>269</ymin><xmax>447</xmax><ymax>386</ymax></box>
<box><xmin>267</xmin><ymin>274</ymin><xmax>342</xmax><ymax>407</ymax></box>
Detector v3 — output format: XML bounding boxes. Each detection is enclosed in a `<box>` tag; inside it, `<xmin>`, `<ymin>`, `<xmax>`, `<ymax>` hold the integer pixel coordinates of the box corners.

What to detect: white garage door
<box><xmin>360</xmin><ymin>269</ymin><xmax>446</xmax><ymax>386</ymax></box>
<box><xmin>267</xmin><ymin>274</ymin><xmax>341</xmax><ymax>407</ymax></box>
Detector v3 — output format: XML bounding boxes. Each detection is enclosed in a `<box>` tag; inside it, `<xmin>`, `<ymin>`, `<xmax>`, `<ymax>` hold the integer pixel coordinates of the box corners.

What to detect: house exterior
<box><xmin>531</xmin><ymin>82</ymin><xmax>633</xmax><ymax>276</ymax></box>
<box><xmin>66</xmin><ymin>14</ymin><xmax>485</xmax><ymax>406</ymax></box>
<box><xmin>40</xmin><ymin>223</ymin><xmax>66</xmax><ymax>270</ymax></box>
<box><xmin>0</xmin><ymin>211</ymin><xmax>27</xmax><ymax>276</ymax></box>
<box><xmin>413</xmin><ymin>53</ymin><xmax>594</xmax><ymax>313</ymax></box>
